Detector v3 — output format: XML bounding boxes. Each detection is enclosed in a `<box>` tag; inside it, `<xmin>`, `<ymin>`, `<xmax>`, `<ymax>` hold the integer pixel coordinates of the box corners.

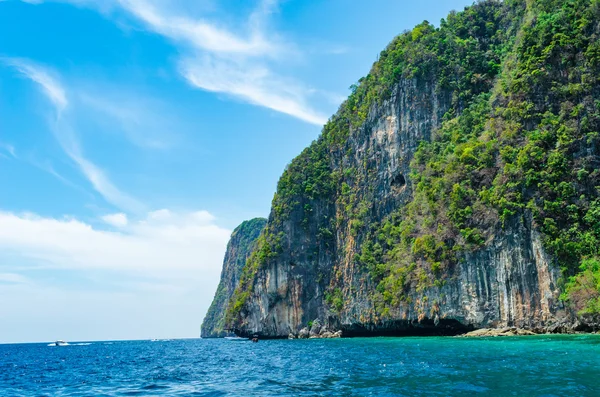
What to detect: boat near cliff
<box><xmin>224</xmin><ymin>336</ymin><xmax>248</xmax><ymax>341</ymax></box>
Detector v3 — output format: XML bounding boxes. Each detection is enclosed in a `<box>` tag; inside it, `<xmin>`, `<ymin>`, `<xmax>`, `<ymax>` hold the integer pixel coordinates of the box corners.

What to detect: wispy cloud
<box><xmin>116</xmin><ymin>0</ymin><xmax>328</xmax><ymax>125</ymax></box>
<box><xmin>3</xmin><ymin>57</ymin><xmax>68</xmax><ymax>113</ymax></box>
<box><xmin>77</xmin><ymin>91</ymin><xmax>178</xmax><ymax>149</ymax></box>
<box><xmin>0</xmin><ymin>209</ymin><xmax>230</xmax><ymax>274</ymax></box>
<box><xmin>0</xmin><ymin>138</ymin><xmax>94</xmax><ymax>196</ymax></box>
<box><xmin>19</xmin><ymin>0</ymin><xmax>331</xmax><ymax>125</ymax></box>
<box><xmin>0</xmin><ymin>142</ymin><xmax>17</xmax><ymax>158</ymax></box>
<box><xmin>0</xmin><ymin>273</ymin><xmax>30</xmax><ymax>285</ymax></box>
<box><xmin>26</xmin><ymin>156</ymin><xmax>92</xmax><ymax>196</ymax></box>
<box><xmin>3</xmin><ymin>58</ymin><xmax>144</xmax><ymax>213</ymax></box>
<box><xmin>118</xmin><ymin>0</ymin><xmax>279</xmax><ymax>57</ymax></box>
<box><xmin>180</xmin><ymin>55</ymin><xmax>327</xmax><ymax>125</ymax></box>
<box><xmin>134</xmin><ymin>0</ymin><xmax>328</xmax><ymax>125</ymax></box>
<box><xmin>62</xmin><ymin>141</ymin><xmax>144</xmax><ymax>213</ymax></box>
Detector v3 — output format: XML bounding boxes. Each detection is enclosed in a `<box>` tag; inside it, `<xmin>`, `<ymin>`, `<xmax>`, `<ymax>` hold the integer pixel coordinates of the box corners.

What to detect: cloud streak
<box><xmin>18</xmin><ymin>0</ymin><xmax>330</xmax><ymax>125</ymax></box>
<box><xmin>4</xmin><ymin>57</ymin><xmax>68</xmax><ymax>113</ymax></box>
<box><xmin>118</xmin><ymin>0</ymin><xmax>277</xmax><ymax>56</ymax></box>
<box><xmin>117</xmin><ymin>0</ymin><xmax>328</xmax><ymax>125</ymax></box>
<box><xmin>0</xmin><ymin>142</ymin><xmax>17</xmax><ymax>158</ymax></box>
<box><xmin>4</xmin><ymin>58</ymin><xmax>144</xmax><ymax>212</ymax></box>
<box><xmin>180</xmin><ymin>55</ymin><xmax>327</xmax><ymax>125</ymax></box>
<box><xmin>77</xmin><ymin>91</ymin><xmax>179</xmax><ymax>149</ymax></box>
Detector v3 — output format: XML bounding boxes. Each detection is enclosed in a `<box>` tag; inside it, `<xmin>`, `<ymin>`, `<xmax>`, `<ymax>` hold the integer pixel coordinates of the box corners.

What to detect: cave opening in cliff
<box><xmin>391</xmin><ymin>173</ymin><xmax>406</xmax><ymax>188</ymax></box>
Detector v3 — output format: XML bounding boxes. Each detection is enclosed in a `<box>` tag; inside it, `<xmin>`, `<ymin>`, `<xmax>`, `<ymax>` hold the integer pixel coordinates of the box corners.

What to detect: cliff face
<box><xmin>201</xmin><ymin>218</ymin><xmax>266</xmax><ymax>338</ymax></box>
<box><xmin>226</xmin><ymin>0</ymin><xmax>600</xmax><ymax>337</ymax></box>
<box><xmin>233</xmin><ymin>79</ymin><xmax>456</xmax><ymax>337</ymax></box>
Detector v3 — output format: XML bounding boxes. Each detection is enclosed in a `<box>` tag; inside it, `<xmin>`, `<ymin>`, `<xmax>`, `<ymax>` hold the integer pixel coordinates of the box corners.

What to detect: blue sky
<box><xmin>0</xmin><ymin>0</ymin><xmax>473</xmax><ymax>343</ymax></box>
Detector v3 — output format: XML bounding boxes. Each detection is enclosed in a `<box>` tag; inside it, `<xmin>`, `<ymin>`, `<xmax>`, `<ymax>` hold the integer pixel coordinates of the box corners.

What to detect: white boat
<box><xmin>224</xmin><ymin>336</ymin><xmax>248</xmax><ymax>341</ymax></box>
<box><xmin>52</xmin><ymin>340</ymin><xmax>68</xmax><ymax>346</ymax></box>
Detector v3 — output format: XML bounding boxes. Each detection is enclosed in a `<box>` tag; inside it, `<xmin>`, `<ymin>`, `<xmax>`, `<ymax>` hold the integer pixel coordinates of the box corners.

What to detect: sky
<box><xmin>0</xmin><ymin>0</ymin><xmax>473</xmax><ymax>343</ymax></box>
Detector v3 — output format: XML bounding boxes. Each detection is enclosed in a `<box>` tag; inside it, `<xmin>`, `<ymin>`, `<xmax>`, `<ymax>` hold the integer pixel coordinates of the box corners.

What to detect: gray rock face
<box><xmin>298</xmin><ymin>328</ymin><xmax>309</xmax><ymax>339</ymax></box>
<box><xmin>232</xmin><ymin>79</ymin><xmax>455</xmax><ymax>338</ymax></box>
<box><xmin>229</xmin><ymin>77</ymin><xmax>572</xmax><ymax>338</ymax></box>
<box><xmin>200</xmin><ymin>218</ymin><xmax>266</xmax><ymax>338</ymax></box>
<box><xmin>335</xmin><ymin>217</ymin><xmax>566</xmax><ymax>336</ymax></box>
<box><xmin>309</xmin><ymin>320</ymin><xmax>322</xmax><ymax>337</ymax></box>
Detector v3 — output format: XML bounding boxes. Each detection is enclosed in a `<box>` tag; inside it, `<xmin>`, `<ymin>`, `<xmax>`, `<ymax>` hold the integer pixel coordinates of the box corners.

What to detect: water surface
<box><xmin>1</xmin><ymin>335</ymin><xmax>598</xmax><ymax>396</ymax></box>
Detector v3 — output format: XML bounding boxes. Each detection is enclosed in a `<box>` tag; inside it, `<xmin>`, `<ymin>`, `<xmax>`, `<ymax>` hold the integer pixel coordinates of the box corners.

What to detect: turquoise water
<box><xmin>1</xmin><ymin>335</ymin><xmax>599</xmax><ymax>396</ymax></box>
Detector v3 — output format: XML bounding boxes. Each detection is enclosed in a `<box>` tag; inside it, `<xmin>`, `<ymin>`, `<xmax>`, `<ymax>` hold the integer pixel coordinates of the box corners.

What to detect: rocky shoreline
<box><xmin>288</xmin><ymin>320</ymin><xmax>343</xmax><ymax>339</ymax></box>
<box><xmin>283</xmin><ymin>327</ymin><xmax>600</xmax><ymax>339</ymax></box>
<box><xmin>461</xmin><ymin>326</ymin><xmax>600</xmax><ymax>338</ymax></box>
<box><xmin>230</xmin><ymin>325</ymin><xmax>600</xmax><ymax>340</ymax></box>
<box><xmin>281</xmin><ymin>322</ymin><xmax>600</xmax><ymax>340</ymax></box>
<box><xmin>460</xmin><ymin>327</ymin><xmax>538</xmax><ymax>337</ymax></box>
<box><xmin>274</xmin><ymin>327</ymin><xmax>600</xmax><ymax>340</ymax></box>
<box><xmin>232</xmin><ymin>316</ymin><xmax>600</xmax><ymax>340</ymax></box>
<box><xmin>247</xmin><ymin>319</ymin><xmax>600</xmax><ymax>340</ymax></box>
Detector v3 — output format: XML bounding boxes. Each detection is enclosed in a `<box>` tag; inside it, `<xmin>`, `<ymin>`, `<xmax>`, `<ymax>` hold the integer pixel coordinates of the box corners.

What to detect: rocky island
<box><xmin>203</xmin><ymin>0</ymin><xmax>600</xmax><ymax>338</ymax></box>
<box><xmin>201</xmin><ymin>218</ymin><xmax>266</xmax><ymax>338</ymax></box>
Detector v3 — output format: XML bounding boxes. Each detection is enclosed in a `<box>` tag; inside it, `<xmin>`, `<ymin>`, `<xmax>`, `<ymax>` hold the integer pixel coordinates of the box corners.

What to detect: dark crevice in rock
<box><xmin>231</xmin><ymin>329</ymin><xmax>289</xmax><ymax>340</ymax></box>
<box><xmin>391</xmin><ymin>173</ymin><xmax>406</xmax><ymax>189</ymax></box>
<box><xmin>340</xmin><ymin>319</ymin><xmax>474</xmax><ymax>337</ymax></box>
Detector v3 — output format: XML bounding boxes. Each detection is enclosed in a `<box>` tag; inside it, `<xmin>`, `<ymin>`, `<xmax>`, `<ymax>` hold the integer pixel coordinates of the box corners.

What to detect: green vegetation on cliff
<box><xmin>563</xmin><ymin>258</ymin><xmax>600</xmax><ymax>315</ymax></box>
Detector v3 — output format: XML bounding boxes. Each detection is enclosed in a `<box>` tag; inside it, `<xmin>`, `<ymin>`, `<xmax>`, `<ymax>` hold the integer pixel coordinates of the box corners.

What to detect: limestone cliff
<box><xmin>201</xmin><ymin>218</ymin><xmax>266</xmax><ymax>338</ymax></box>
<box><xmin>226</xmin><ymin>0</ymin><xmax>600</xmax><ymax>337</ymax></box>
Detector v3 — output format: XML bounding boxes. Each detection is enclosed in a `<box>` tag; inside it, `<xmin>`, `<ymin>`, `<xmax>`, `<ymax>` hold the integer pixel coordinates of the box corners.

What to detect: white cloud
<box><xmin>102</xmin><ymin>212</ymin><xmax>128</xmax><ymax>227</ymax></box>
<box><xmin>0</xmin><ymin>209</ymin><xmax>230</xmax><ymax>275</ymax></box>
<box><xmin>4</xmin><ymin>58</ymin><xmax>68</xmax><ymax>113</ymax></box>
<box><xmin>124</xmin><ymin>0</ymin><xmax>328</xmax><ymax>125</ymax></box>
<box><xmin>18</xmin><ymin>0</ymin><xmax>330</xmax><ymax>125</ymax></box>
<box><xmin>118</xmin><ymin>0</ymin><xmax>278</xmax><ymax>57</ymax></box>
<box><xmin>66</xmin><ymin>147</ymin><xmax>144</xmax><ymax>212</ymax></box>
<box><xmin>3</xmin><ymin>58</ymin><xmax>144</xmax><ymax>212</ymax></box>
<box><xmin>180</xmin><ymin>55</ymin><xmax>327</xmax><ymax>125</ymax></box>
<box><xmin>0</xmin><ymin>209</ymin><xmax>231</xmax><ymax>341</ymax></box>
<box><xmin>0</xmin><ymin>273</ymin><xmax>30</xmax><ymax>284</ymax></box>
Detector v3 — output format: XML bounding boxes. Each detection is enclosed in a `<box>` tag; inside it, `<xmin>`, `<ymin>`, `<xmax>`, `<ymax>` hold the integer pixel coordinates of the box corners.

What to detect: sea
<box><xmin>1</xmin><ymin>335</ymin><xmax>599</xmax><ymax>396</ymax></box>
